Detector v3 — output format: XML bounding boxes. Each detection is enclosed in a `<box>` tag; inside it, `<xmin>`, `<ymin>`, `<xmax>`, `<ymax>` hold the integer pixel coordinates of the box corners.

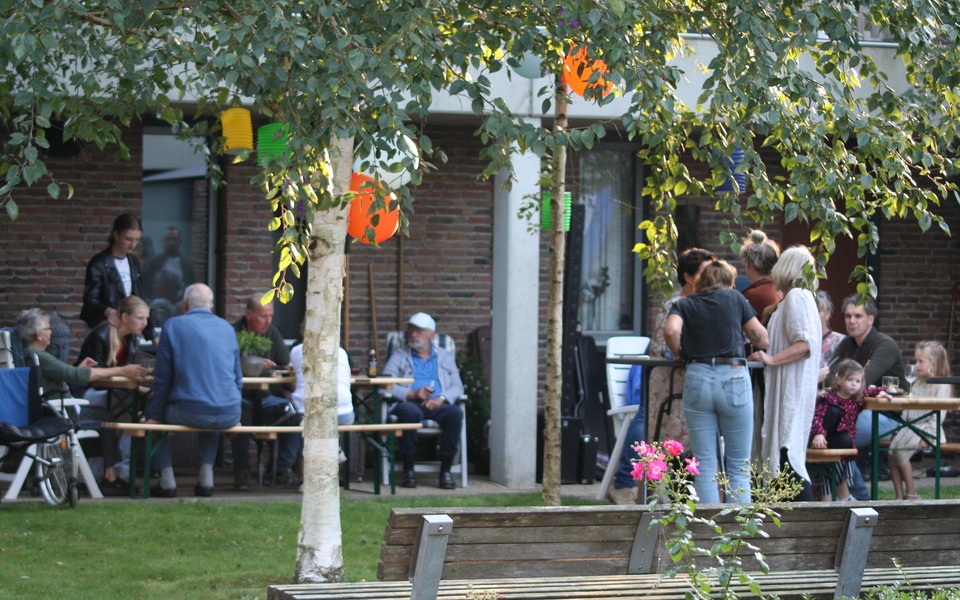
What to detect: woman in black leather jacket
<box><xmin>81</xmin><ymin>213</ymin><xmax>154</xmax><ymax>340</ymax></box>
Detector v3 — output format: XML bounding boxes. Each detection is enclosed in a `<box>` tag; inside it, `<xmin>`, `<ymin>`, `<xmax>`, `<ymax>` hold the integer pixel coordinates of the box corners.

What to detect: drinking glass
<box><xmin>905</xmin><ymin>364</ymin><xmax>918</xmax><ymax>388</ymax></box>
<box><xmin>882</xmin><ymin>376</ymin><xmax>900</xmax><ymax>394</ymax></box>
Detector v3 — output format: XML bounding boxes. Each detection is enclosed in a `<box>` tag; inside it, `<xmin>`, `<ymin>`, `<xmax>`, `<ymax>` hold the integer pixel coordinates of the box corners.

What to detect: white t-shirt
<box><xmin>114</xmin><ymin>256</ymin><xmax>133</xmax><ymax>296</ymax></box>
<box><xmin>291</xmin><ymin>344</ymin><xmax>353</xmax><ymax>419</ymax></box>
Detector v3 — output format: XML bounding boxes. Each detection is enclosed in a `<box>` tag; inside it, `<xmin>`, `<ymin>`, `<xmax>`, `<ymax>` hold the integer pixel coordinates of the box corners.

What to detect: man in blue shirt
<box><xmin>145</xmin><ymin>283</ymin><xmax>242</xmax><ymax>497</ymax></box>
<box><xmin>382</xmin><ymin>312</ymin><xmax>464</xmax><ymax>489</ymax></box>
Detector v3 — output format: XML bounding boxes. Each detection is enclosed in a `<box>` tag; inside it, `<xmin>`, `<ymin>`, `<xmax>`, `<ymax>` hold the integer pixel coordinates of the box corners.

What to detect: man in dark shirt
<box><xmin>832</xmin><ymin>294</ymin><xmax>901</xmax><ymax>496</ymax></box>
<box><xmin>231</xmin><ymin>296</ymin><xmax>299</xmax><ymax>489</ymax></box>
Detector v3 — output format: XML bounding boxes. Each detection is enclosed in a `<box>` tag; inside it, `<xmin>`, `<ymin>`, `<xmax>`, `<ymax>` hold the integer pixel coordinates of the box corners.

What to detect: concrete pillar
<box><xmin>490</xmin><ymin>134</ymin><xmax>541</xmax><ymax>488</ymax></box>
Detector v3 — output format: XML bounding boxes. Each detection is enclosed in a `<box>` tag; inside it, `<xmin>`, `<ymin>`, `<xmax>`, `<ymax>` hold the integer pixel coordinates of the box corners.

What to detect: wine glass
<box><xmin>905</xmin><ymin>364</ymin><xmax>918</xmax><ymax>391</ymax></box>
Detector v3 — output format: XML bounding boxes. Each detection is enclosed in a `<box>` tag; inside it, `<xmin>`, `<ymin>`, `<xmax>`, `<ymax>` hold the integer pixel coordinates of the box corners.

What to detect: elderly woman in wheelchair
<box><xmin>18</xmin><ymin>308</ymin><xmax>149</xmax><ymax>395</ymax></box>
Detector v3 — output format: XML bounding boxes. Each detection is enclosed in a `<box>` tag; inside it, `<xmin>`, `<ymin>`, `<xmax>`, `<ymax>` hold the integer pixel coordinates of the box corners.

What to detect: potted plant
<box><xmin>236</xmin><ymin>330</ymin><xmax>273</xmax><ymax>376</ymax></box>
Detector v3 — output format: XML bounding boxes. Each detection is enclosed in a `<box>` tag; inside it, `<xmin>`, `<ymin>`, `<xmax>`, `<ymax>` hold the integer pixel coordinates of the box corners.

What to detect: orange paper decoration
<box><xmin>347</xmin><ymin>173</ymin><xmax>400</xmax><ymax>244</ymax></box>
<box><xmin>561</xmin><ymin>46</ymin><xmax>614</xmax><ymax>99</ymax></box>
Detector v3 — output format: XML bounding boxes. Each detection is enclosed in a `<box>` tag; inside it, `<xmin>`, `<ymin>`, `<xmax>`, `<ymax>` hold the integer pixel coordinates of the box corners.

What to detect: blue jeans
<box><xmin>682</xmin><ymin>363</ymin><xmax>753</xmax><ymax>503</ymax></box>
<box><xmin>232</xmin><ymin>395</ymin><xmax>302</xmax><ymax>474</ymax></box>
<box><xmin>613</xmin><ymin>407</ymin><xmax>645</xmax><ymax>489</ymax></box>
<box><xmin>855</xmin><ymin>410</ymin><xmax>897</xmax><ymax>447</ymax></box>
<box><xmin>847</xmin><ymin>410</ymin><xmax>897</xmax><ymax>500</ymax></box>
<box><xmin>391</xmin><ymin>400</ymin><xmax>463</xmax><ymax>469</ymax></box>
<box><xmin>153</xmin><ymin>404</ymin><xmax>240</xmax><ymax>470</ymax></box>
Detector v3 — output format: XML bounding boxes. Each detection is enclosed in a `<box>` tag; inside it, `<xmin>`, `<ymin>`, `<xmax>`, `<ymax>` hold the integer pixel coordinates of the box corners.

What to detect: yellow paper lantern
<box><xmin>221</xmin><ymin>108</ymin><xmax>253</xmax><ymax>154</ymax></box>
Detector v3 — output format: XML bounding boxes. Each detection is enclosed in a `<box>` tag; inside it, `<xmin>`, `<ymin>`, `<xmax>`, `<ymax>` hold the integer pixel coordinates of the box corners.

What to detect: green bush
<box><xmin>457</xmin><ymin>350</ymin><xmax>491</xmax><ymax>474</ymax></box>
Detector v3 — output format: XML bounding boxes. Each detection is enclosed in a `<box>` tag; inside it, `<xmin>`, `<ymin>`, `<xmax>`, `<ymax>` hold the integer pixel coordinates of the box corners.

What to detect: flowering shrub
<box><xmin>630</xmin><ymin>439</ymin><xmax>699</xmax><ymax>483</ymax></box>
<box><xmin>630</xmin><ymin>440</ymin><xmax>801</xmax><ymax>600</ymax></box>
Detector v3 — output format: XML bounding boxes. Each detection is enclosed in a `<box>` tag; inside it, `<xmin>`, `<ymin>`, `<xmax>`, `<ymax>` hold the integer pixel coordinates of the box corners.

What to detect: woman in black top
<box><xmin>81</xmin><ymin>213</ymin><xmax>154</xmax><ymax>340</ymax></box>
<box><xmin>664</xmin><ymin>260</ymin><xmax>768</xmax><ymax>503</ymax></box>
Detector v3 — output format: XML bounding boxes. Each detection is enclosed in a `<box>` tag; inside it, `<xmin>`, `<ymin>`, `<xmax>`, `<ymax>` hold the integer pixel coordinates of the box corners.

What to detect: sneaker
<box><xmin>837</xmin><ymin>495</ymin><xmax>856</xmax><ymax>502</ymax></box>
<box><xmin>606</xmin><ymin>486</ymin><xmax>637</xmax><ymax>505</ymax></box>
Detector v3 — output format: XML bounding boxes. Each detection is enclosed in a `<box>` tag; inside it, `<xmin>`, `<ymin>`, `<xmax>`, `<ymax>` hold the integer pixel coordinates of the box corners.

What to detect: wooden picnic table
<box><xmin>864</xmin><ymin>396</ymin><xmax>960</xmax><ymax>499</ymax></box>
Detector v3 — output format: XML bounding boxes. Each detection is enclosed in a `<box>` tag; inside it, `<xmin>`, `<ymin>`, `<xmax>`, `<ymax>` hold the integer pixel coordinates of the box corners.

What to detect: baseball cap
<box><xmin>407</xmin><ymin>312</ymin><xmax>436</xmax><ymax>331</ymax></box>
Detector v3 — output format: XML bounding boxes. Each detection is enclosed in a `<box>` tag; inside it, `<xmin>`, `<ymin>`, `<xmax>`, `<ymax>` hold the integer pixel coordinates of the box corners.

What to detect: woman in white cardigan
<box><xmin>749</xmin><ymin>246</ymin><xmax>822</xmax><ymax>501</ymax></box>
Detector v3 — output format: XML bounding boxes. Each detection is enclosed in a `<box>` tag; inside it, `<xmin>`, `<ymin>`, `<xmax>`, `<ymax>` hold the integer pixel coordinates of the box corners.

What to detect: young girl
<box><xmin>889</xmin><ymin>341</ymin><xmax>954</xmax><ymax>500</ymax></box>
<box><xmin>810</xmin><ymin>359</ymin><xmax>887</xmax><ymax>501</ymax></box>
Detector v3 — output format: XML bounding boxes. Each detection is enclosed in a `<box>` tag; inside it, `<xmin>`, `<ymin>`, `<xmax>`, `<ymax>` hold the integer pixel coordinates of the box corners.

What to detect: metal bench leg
<box><xmin>834</xmin><ymin>507</ymin><xmax>879</xmax><ymax>600</ymax></box>
<box><xmin>409</xmin><ymin>515</ymin><xmax>453</xmax><ymax>600</ymax></box>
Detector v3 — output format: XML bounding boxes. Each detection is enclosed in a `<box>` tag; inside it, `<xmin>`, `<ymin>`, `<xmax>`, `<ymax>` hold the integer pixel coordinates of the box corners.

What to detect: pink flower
<box><xmin>637</xmin><ymin>441</ymin><xmax>656</xmax><ymax>457</ymax></box>
<box><xmin>630</xmin><ymin>461</ymin><xmax>646</xmax><ymax>481</ymax></box>
<box><xmin>663</xmin><ymin>439</ymin><xmax>684</xmax><ymax>457</ymax></box>
<box><xmin>684</xmin><ymin>456</ymin><xmax>700</xmax><ymax>475</ymax></box>
<box><xmin>645</xmin><ymin>459</ymin><xmax>668</xmax><ymax>481</ymax></box>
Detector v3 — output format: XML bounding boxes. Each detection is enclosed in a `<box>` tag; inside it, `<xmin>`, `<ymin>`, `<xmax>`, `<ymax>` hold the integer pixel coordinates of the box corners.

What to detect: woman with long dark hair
<box><xmin>81</xmin><ymin>213</ymin><xmax>154</xmax><ymax>340</ymax></box>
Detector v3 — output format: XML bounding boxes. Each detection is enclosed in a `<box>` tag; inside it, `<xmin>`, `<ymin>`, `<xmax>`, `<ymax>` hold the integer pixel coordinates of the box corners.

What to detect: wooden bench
<box><xmin>268</xmin><ymin>500</ymin><xmax>960</xmax><ymax>600</ymax></box>
<box><xmin>806</xmin><ymin>447</ymin><xmax>858</xmax><ymax>500</ymax></box>
<box><xmin>102</xmin><ymin>421</ymin><xmax>421</xmax><ymax>497</ymax></box>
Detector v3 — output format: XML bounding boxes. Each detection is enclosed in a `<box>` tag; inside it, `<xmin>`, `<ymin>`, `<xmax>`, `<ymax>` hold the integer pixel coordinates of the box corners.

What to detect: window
<box><xmin>141</xmin><ymin>133</ymin><xmax>210</xmax><ymax>327</ymax></box>
<box><xmin>577</xmin><ymin>147</ymin><xmax>643</xmax><ymax>341</ymax></box>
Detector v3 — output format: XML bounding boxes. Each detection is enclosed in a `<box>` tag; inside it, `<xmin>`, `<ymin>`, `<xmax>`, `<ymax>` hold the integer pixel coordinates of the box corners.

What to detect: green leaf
<box><xmin>260</xmin><ymin>289</ymin><xmax>276</xmax><ymax>305</ymax></box>
<box><xmin>46</xmin><ymin>182</ymin><xmax>60</xmax><ymax>199</ymax></box>
<box><xmin>5</xmin><ymin>199</ymin><xmax>19</xmax><ymax>221</ymax></box>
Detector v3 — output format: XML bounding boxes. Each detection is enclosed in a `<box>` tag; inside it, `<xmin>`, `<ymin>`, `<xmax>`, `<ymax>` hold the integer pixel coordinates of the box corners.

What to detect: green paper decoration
<box><xmin>257</xmin><ymin>123</ymin><xmax>290</xmax><ymax>165</ymax></box>
<box><xmin>541</xmin><ymin>191</ymin><xmax>572</xmax><ymax>231</ymax></box>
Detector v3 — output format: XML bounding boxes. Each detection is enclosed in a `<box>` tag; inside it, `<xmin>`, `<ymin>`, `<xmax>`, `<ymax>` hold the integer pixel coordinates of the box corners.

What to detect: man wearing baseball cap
<box><xmin>382</xmin><ymin>312</ymin><xmax>465</xmax><ymax>489</ymax></box>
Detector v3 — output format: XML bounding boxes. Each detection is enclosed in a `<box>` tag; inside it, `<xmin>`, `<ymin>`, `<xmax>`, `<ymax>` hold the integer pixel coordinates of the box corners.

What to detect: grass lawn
<box><xmin>0</xmin><ymin>493</ymin><xmax>579</xmax><ymax>600</ymax></box>
<box><xmin>2</xmin><ymin>485</ymin><xmax>958</xmax><ymax>600</ymax></box>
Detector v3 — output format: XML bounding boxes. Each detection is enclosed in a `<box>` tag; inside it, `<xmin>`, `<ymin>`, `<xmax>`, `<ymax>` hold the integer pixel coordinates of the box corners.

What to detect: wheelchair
<box><xmin>0</xmin><ymin>362</ymin><xmax>82</xmax><ymax>507</ymax></box>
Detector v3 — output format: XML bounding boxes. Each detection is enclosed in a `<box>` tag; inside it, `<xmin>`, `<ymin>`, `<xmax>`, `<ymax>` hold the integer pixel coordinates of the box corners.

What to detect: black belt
<box><xmin>688</xmin><ymin>357</ymin><xmax>746</xmax><ymax>366</ymax></box>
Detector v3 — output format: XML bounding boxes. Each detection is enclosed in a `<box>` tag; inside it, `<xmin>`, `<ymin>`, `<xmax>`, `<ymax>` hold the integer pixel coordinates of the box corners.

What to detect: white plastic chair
<box><xmin>379</xmin><ymin>331</ymin><xmax>469</xmax><ymax>488</ymax></box>
<box><xmin>595</xmin><ymin>335</ymin><xmax>650</xmax><ymax>501</ymax></box>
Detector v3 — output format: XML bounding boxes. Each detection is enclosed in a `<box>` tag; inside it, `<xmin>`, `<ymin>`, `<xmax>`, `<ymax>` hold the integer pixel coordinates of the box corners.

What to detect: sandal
<box><xmin>906</xmin><ymin>494</ymin><xmax>921</xmax><ymax>500</ymax></box>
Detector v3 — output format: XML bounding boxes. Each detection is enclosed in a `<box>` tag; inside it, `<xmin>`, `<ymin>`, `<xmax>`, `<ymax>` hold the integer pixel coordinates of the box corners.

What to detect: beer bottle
<box><xmin>367</xmin><ymin>348</ymin><xmax>378</xmax><ymax>377</ymax></box>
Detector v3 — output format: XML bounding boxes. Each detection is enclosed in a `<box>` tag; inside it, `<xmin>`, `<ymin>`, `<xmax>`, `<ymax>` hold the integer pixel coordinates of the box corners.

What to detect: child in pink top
<box><xmin>810</xmin><ymin>359</ymin><xmax>887</xmax><ymax>501</ymax></box>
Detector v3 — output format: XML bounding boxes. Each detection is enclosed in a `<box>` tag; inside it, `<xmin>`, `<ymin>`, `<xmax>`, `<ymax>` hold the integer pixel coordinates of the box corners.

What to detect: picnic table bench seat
<box><xmin>102</xmin><ymin>421</ymin><xmax>422</xmax><ymax>496</ymax></box>
<box><xmin>269</xmin><ymin>500</ymin><xmax>960</xmax><ymax>600</ymax></box>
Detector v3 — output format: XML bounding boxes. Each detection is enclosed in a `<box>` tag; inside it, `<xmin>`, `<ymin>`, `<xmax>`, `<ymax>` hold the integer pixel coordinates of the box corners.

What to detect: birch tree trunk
<box><xmin>294</xmin><ymin>136</ymin><xmax>354</xmax><ymax>582</ymax></box>
<box><xmin>542</xmin><ymin>89</ymin><xmax>568</xmax><ymax>507</ymax></box>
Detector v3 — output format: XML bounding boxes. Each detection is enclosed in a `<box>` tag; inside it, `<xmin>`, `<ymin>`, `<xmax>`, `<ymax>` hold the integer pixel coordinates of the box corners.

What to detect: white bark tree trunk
<box><xmin>294</xmin><ymin>136</ymin><xmax>354</xmax><ymax>582</ymax></box>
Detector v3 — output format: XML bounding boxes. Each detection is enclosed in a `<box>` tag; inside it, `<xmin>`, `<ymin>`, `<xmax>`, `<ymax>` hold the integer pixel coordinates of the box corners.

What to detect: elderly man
<box><xmin>832</xmin><ymin>294</ymin><xmax>901</xmax><ymax>495</ymax></box>
<box><xmin>144</xmin><ymin>283</ymin><xmax>242</xmax><ymax>497</ymax></box>
<box><xmin>231</xmin><ymin>295</ymin><xmax>299</xmax><ymax>490</ymax></box>
<box><xmin>382</xmin><ymin>312</ymin><xmax>465</xmax><ymax>489</ymax></box>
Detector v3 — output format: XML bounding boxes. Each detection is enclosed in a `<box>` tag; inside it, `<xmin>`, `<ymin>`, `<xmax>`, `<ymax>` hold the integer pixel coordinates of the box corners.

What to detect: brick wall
<box><xmin>0</xmin><ymin>126</ymin><xmax>145</xmax><ymax>355</ymax></box>
<box><xmin>343</xmin><ymin>124</ymin><xmax>498</xmax><ymax>364</ymax></box>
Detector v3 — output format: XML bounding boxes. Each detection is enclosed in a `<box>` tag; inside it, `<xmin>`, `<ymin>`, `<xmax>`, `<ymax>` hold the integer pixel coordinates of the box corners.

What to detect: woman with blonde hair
<box><xmin>77</xmin><ymin>295</ymin><xmax>152</xmax><ymax>495</ymax></box>
<box><xmin>664</xmin><ymin>260</ymin><xmax>769</xmax><ymax>503</ymax></box>
<box><xmin>749</xmin><ymin>245</ymin><xmax>821</xmax><ymax>501</ymax></box>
